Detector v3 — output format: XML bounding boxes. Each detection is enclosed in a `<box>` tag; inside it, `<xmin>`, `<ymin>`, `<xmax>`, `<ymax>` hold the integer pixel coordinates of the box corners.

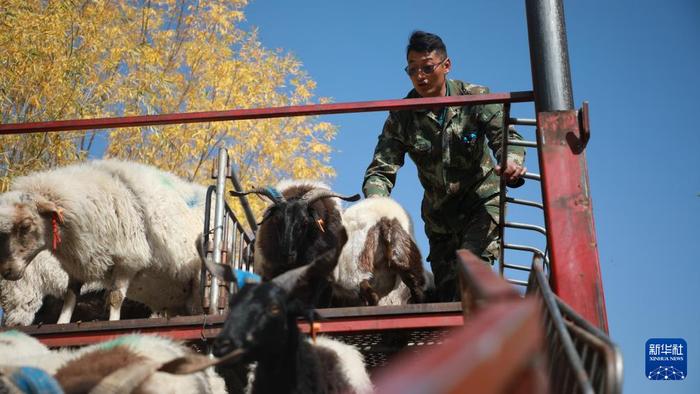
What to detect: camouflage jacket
<box><xmin>362</xmin><ymin>79</ymin><xmax>525</xmax><ymax>233</ymax></box>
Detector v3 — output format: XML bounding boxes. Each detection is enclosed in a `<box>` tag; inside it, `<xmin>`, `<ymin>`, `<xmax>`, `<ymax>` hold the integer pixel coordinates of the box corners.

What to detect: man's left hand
<box><xmin>495</xmin><ymin>159</ymin><xmax>527</xmax><ymax>184</ymax></box>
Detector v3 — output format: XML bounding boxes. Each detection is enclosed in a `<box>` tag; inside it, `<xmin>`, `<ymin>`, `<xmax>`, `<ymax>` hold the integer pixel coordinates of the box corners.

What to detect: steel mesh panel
<box><xmin>327</xmin><ymin>328</ymin><xmax>452</xmax><ymax>369</ymax></box>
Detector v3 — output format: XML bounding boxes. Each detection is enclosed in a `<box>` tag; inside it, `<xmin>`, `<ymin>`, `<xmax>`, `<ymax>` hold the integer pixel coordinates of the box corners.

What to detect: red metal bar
<box><xmin>373</xmin><ymin>300</ymin><xmax>547</xmax><ymax>394</ymax></box>
<box><xmin>19</xmin><ymin>326</ymin><xmax>223</xmax><ymax>348</ymax></box>
<box><xmin>457</xmin><ymin>249</ymin><xmax>521</xmax><ymax>310</ymax></box>
<box><xmin>10</xmin><ymin>304</ymin><xmax>463</xmax><ymax>348</ymax></box>
<box><xmin>536</xmin><ymin>109</ymin><xmax>608</xmax><ymax>332</ymax></box>
<box><xmin>297</xmin><ymin>313</ymin><xmax>463</xmax><ymax>334</ymax></box>
<box><xmin>0</xmin><ymin>91</ymin><xmax>533</xmax><ymax>135</ymax></box>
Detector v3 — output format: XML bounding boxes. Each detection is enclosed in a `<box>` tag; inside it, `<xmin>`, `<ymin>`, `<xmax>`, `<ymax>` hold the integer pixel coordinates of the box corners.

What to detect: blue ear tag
<box><xmin>264</xmin><ymin>187</ymin><xmax>283</xmax><ymax>201</ymax></box>
<box><xmin>234</xmin><ymin>269</ymin><xmax>261</xmax><ymax>288</ymax></box>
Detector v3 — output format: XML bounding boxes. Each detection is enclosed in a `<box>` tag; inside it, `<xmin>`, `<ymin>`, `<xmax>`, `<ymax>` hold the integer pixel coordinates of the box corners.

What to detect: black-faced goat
<box><xmin>212</xmin><ymin>281</ymin><xmax>372</xmax><ymax>394</ymax></box>
<box><xmin>230</xmin><ymin>180</ymin><xmax>359</xmax><ymax>307</ymax></box>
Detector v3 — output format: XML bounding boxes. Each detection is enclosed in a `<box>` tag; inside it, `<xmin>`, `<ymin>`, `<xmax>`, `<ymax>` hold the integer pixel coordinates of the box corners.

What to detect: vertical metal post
<box><xmin>498</xmin><ymin>104</ymin><xmax>512</xmax><ymax>277</ymax></box>
<box><xmin>210</xmin><ymin>146</ymin><xmax>228</xmax><ymax>314</ymax></box>
<box><xmin>525</xmin><ymin>0</ymin><xmax>574</xmax><ymax>112</ymax></box>
<box><xmin>526</xmin><ymin>0</ymin><xmax>609</xmax><ymax>331</ymax></box>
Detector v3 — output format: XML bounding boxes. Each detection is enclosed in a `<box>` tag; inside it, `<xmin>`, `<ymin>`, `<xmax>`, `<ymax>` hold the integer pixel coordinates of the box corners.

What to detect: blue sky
<box><xmin>241</xmin><ymin>1</ymin><xmax>700</xmax><ymax>393</ymax></box>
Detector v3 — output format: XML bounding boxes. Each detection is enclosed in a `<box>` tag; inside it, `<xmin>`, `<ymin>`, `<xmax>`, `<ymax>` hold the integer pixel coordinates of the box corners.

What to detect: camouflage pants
<box><xmin>425</xmin><ymin>205</ymin><xmax>500</xmax><ymax>302</ymax></box>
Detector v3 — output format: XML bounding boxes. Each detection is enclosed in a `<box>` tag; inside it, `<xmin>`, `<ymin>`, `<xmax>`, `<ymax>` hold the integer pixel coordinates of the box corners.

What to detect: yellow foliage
<box><xmin>0</xmin><ymin>1</ymin><xmax>337</xmax><ymax>227</ymax></box>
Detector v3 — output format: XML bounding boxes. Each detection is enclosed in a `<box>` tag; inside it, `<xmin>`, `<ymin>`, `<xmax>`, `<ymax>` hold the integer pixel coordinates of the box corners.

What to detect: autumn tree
<box><xmin>0</xmin><ymin>0</ymin><xmax>337</xmax><ymax>219</ymax></box>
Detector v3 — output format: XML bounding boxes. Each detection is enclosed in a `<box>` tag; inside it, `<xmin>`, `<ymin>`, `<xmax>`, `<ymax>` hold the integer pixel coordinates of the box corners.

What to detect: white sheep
<box><xmin>0</xmin><ymin>251</ymin><xmax>70</xmax><ymax>326</ymax></box>
<box><xmin>0</xmin><ymin>330</ymin><xmax>72</xmax><ymax>374</ymax></box>
<box><xmin>0</xmin><ymin>159</ymin><xmax>207</xmax><ymax>322</ymax></box>
<box><xmin>0</xmin><ymin>250</ymin><xmax>197</xmax><ymax>326</ymax></box>
<box><xmin>0</xmin><ymin>330</ymin><xmax>227</xmax><ymax>393</ymax></box>
<box><xmin>55</xmin><ymin>334</ymin><xmax>227</xmax><ymax>394</ymax></box>
<box><xmin>335</xmin><ymin>196</ymin><xmax>433</xmax><ymax>305</ymax></box>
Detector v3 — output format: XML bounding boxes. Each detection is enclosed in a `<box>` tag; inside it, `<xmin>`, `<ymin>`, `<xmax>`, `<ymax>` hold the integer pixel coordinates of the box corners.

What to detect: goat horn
<box><xmin>159</xmin><ymin>348</ymin><xmax>247</xmax><ymax>375</ymax></box>
<box><xmin>301</xmin><ymin>189</ymin><xmax>360</xmax><ymax>205</ymax></box>
<box><xmin>197</xmin><ymin>235</ymin><xmax>238</xmax><ymax>284</ymax></box>
<box><xmin>89</xmin><ymin>359</ymin><xmax>162</xmax><ymax>394</ymax></box>
<box><xmin>271</xmin><ymin>264</ymin><xmax>312</xmax><ymax>293</ymax></box>
<box><xmin>230</xmin><ymin>186</ymin><xmax>285</xmax><ymax>203</ymax></box>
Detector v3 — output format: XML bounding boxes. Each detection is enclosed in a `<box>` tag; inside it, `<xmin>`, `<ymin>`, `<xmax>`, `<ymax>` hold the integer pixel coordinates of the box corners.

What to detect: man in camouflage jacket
<box><xmin>362</xmin><ymin>31</ymin><xmax>526</xmax><ymax>301</ymax></box>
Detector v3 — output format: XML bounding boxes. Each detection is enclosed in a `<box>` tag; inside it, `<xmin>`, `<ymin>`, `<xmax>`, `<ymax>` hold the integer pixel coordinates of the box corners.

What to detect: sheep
<box><xmin>335</xmin><ymin>196</ymin><xmax>433</xmax><ymax>306</ymax></box>
<box><xmin>0</xmin><ymin>251</ymin><xmax>71</xmax><ymax>326</ymax></box>
<box><xmin>0</xmin><ymin>330</ymin><xmax>73</xmax><ymax>374</ymax></box>
<box><xmin>0</xmin><ymin>251</ymin><xmax>192</xmax><ymax>326</ymax></box>
<box><xmin>230</xmin><ymin>180</ymin><xmax>359</xmax><ymax>307</ymax></box>
<box><xmin>0</xmin><ymin>330</ymin><xmax>51</xmax><ymax>362</ymax></box>
<box><xmin>0</xmin><ymin>330</ymin><xmax>227</xmax><ymax>393</ymax></box>
<box><xmin>0</xmin><ymin>159</ymin><xmax>207</xmax><ymax>322</ymax></box>
<box><xmin>0</xmin><ymin>252</ymin><xmax>109</xmax><ymax>326</ymax></box>
<box><xmin>55</xmin><ymin>334</ymin><xmax>227</xmax><ymax>394</ymax></box>
<box><xmin>0</xmin><ymin>330</ymin><xmax>65</xmax><ymax>393</ymax></box>
<box><xmin>211</xmin><ymin>281</ymin><xmax>373</xmax><ymax>394</ymax></box>
<box><xmin>0</xmin><ymin>365</ymin><xmax>64</xmax><ymax>394</ymax></box>
<box><xmin>231</xmin><ymin>180</ymin><xmax>359</xmax><ymax>279</ymax></box>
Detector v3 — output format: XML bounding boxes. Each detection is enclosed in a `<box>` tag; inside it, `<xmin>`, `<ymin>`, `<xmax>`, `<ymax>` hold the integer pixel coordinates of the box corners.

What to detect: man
<box><xmin>362</xmin><ymin>31</ymin><xmax>526</xmax><ymax>301</ymax></box>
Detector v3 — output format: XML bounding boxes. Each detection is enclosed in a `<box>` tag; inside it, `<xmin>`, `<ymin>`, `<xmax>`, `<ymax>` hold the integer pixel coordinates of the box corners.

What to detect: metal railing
<box><xmin>374</xmin><ymin>249</ymin><xmax>621</xmax><ymax>394</ymax></box>
<box><xmin>200</xmin><ymin>147</ymin><xmax>256</xmax><ymax>315</ymax></box>
<box><xmin>527</xmin><ymin>257</ymin><xmax>623</xmax><ymax>393</ymax></box>
<box><xmin>0</xmin><ymin>91</ymin><xmax>539</xmax><ymax>318</ymax></box>
<box><xmin>374</xmin><ymin>249</ymin><xmax>548</xmax><ymax>393</ymax></box>
<box><xmin>497</xmin><ymin>112</ymin><xmax>550</xmax><ymax>289</ymax></box>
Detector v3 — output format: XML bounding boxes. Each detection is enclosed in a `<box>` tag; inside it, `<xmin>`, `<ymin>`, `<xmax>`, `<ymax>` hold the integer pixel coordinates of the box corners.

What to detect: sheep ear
<box><xmin>35</xmin><ymin>196</ymin><xmax>59</xmax><ymax>217</ymax></box>
<box><xmin>258</xmin><ymin>206</ymin><xmax>276</xmax><ymax>225</ymax></box>
<box><xmin>206</xmin><ymin>261</ymin><xmax>238</xmax><ymax>284</ymax></box>
<box><xmin>197</xmin><ymin>234</ymin><xmax>238</xmax><ymax>283</ymax></box>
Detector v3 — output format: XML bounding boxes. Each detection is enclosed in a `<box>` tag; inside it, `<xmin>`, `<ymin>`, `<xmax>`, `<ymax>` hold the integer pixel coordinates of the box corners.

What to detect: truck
<box><xmin>0</xmin><ymin>0</ymin><xmax>622</xmax><ymax>393</ymax></box>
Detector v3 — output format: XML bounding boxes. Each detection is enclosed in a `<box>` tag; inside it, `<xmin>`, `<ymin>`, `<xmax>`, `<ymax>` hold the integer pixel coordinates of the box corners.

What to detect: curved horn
<box><xmin>88</xmin><ymin>359</ymin><xmax>162</xmax><ymax>394</ymax></box>
<box><xmin>159</xmin><ymin>348</ymin><xmax>247</xmax><ymax>375</ymax></box>
<box><xmin>230</xmin><ymin>186</ymin><xmax>285</xmax><ymax>203</ymax></box>
<box><xmin>197</xmin><ymin>235</ymin><xmax>237</xmax><ymax>284</ymax></box>
<box><xmin>301</xmin><ymin>188</ymin><xmax>360</xmax><ymax>206</ymax></box>
<box><xmin>271</xmin><ymin>265</ymin><xmax>312</xmax><ymax>293</ymax></box>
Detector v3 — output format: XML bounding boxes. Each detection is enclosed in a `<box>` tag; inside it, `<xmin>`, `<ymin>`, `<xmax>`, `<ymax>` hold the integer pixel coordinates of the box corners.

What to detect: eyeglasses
<box><xmin>404</xmin><ymin>57</ymin><xmax>448</xmax><ymax>77</ymax></box>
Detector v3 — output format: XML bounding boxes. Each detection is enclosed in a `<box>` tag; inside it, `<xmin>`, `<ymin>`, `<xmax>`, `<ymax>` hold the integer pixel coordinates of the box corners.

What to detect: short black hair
<box><xmin>406</xmin><ymin>31</ymin><xmax>447</xmax><ymax>59</ymax></box>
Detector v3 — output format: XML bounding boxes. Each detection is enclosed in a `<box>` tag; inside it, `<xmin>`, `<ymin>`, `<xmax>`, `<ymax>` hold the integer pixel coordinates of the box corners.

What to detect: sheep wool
<box><xmin>0</xmin><ymin>252</ymin><xmax>68</xmax><ymax>326</ymax></box>
<box><xmin>335</xmin><ymin>196</ymin><xmax>429</xmax><ymax>305</ymax></box>
<box><xmin>0</xmin><ymin>159</ymin><xmax>208</xmax><ymax>322</ymax></box>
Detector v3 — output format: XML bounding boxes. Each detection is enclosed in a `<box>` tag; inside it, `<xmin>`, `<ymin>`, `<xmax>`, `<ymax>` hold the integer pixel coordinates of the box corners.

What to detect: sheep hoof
<box><xmin>359</xmin><ymin>280</ymin><xmax>379</xmax><ymax>306</ymax></box>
